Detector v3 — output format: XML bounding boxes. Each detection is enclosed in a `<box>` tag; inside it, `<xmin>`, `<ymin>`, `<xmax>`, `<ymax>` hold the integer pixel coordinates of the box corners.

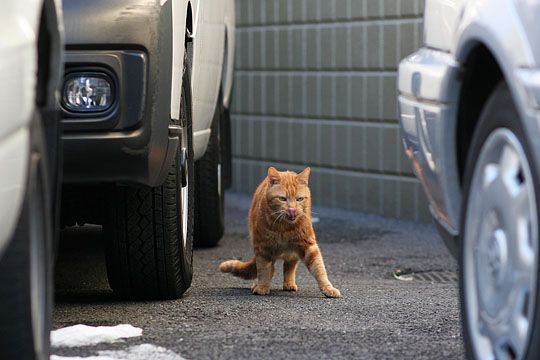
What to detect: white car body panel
<box><xmin>423</xmin><ymin>0</ymin><xmax>465</xmax><ymax>51</ymax></box>
<box><xmin>454</xmin><ymin>0</ymin><xmax>539</xmax><ymax>137</ymax></box>
<box><xmin>0</xmin><ymin>0</ymin><xmax>43</xmax><ymax>256</ymax></box>
<box><xmin>170</xmin><ymin>0</ymin><xmax>235</xmax><ymax>160</ymax></box>
<box><xmin>398</xmin><ymin>0</ymin><xmax>540</xmax><ymax>240</ymax></box>
<box><xmin>398</xmin><ymin>48</ymin><xmax>459</xmax><ymax>102</ymax></box>
<box><xmin>455</xmin><ymin>0</ymin><xmax>535</xmax><ymax>67</ymax></box>
<box><xmin>222</xmin><ymin>2</ymin><xmax>236</xmax><ymax>109</ymax></box>
<box><xmin>170</xmin><ymin>0</ymin><xmax>189</xmax><ymax>126</ymax></box>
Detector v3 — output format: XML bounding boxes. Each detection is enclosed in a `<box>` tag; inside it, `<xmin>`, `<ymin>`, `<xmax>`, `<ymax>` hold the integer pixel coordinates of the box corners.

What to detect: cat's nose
<box><xmin>287</xmin><ymin>208</ymin><xmax>296</xmax><ymax>218</ymax></box>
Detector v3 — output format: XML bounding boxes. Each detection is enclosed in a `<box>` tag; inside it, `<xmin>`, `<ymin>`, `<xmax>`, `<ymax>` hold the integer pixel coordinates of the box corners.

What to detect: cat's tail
<box><xmin>219</xmin><ymin>257</ymin><xmax>257</xmax><ymax>280</ymax></box>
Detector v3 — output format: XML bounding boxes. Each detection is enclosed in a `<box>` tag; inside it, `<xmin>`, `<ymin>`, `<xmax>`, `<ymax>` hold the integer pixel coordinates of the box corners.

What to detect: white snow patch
<box><xmin>50</xmin><ymin>344</ymin><xmax>185</xmax><ymax>360</ymax></box>
<box><xmin>51</xmin><ymin>356</ymin><xmax>119</xmax><ymax>360</ymax></box>
<box><xmin>51</xmin><ymin>324</ymin><xmax>142</xmax><ymax>348</ymax></box>
<box><xmin>100</xmin><ymin>344</ymin><xmax>186</xmax><ymax>360</ymax></box>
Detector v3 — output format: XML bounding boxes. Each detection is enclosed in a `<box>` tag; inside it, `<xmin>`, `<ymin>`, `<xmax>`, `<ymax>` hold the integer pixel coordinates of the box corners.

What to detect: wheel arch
<box><xmin>37</xmin><ymin>0</ymin><xmax>63</xmax><ymax>111</ymax></box>
<box><xmin>453</xmin><ymin>2</ymin><xmax>539</xmax><ymax>220</ymax></box>
<box><xmin>455</xmin><ymin>42</ymin><xmax>504</xmax><ymax>187</ymax></box>
<box><xmin>37</xmin><ymin>0</ymin><xmax>64</xmax><ymax>240</ymax></box>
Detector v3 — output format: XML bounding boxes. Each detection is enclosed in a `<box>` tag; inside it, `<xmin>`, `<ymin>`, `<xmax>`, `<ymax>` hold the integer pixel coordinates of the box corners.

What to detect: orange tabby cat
<box><xmin>219</xmin><ymin>167</ymin><xmax>341</xmax><ymax>298</ymax></box>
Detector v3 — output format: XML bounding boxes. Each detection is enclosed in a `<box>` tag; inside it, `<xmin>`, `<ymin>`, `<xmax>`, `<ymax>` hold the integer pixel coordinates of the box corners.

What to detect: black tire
<box><xmin>194</xmin><ymin>92</ymin><xmax>225</xmax><ymax>247</ymax></box>
<box><xmin>104</xmin><ymin>51</ymin><xmax>194</xmax><ymax>300</ymax></box>
<box><xmin>0</xmin><ymin>114</ymin><xmax>53</xmax><ymax>360</ymax></box>
<box><xmin>221</xmin><ymin>105</ymin><xmax>233</xmax><ymax>190</ymax></box>
<box><xmin>460</xmin><ymin>83</ymin><xmax>540</xmax><ymax>359</ymax></box>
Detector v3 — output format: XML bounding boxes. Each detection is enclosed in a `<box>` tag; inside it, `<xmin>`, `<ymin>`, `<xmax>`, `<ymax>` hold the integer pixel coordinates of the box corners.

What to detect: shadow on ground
<box><xmin>53</xmin><ymin>192</ymin><xmax>463</xmax><ymax>360</ymax></box>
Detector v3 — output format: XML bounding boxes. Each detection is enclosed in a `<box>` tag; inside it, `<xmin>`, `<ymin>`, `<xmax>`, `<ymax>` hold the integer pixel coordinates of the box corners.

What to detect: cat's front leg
<box><xmin>303</xmin><ymin>245</ymin><xmax>341</xmax><ymax>298</ymax></box>
<box><xmin>251</xmin><ymin>256</ymin><xmax>274</xmax><ymax>295</ymax></box>
<box><xmin>283</xmin><ymin>259</ymin><xmax>299</xmax><ymax>291</ymax></box>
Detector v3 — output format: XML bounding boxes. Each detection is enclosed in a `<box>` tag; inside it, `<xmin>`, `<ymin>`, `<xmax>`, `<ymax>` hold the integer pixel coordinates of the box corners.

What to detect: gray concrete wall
<box><xmin>230</xmin><ymin>0</ymin><xmax>430</xmax><ymax>222</ymax></box>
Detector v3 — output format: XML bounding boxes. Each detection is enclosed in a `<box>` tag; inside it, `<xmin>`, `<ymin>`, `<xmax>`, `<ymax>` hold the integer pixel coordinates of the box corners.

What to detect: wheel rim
<box><xmin>217</xmin><ymin>163</ymin><xmax>222</xmax><ymax>197</ymax></box>
<box><xmin>30</xmin><ymin>163</ymin><xmax>47</xmax><ymax>357</ymax></box>
<box><xmin>464</xmin><ymin>128</ymin><xmax>538</xmax><ymax>360</ymax></box>
<box><xmin>180</xmin><ymin>124</ymin><xmax>189</xmax><ymax>248</ymax></box>
<box><xmin>217</xmin><ymin>123</ymin><xmax>222</xmax><ymax>198</ymax></box>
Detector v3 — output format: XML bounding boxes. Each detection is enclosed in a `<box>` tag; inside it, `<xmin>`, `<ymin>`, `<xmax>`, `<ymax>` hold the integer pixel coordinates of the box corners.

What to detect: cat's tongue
<box><xmin>287</xmin><ymin>208</ymin><xmax>296</xmax><ymax>219</ymax></box>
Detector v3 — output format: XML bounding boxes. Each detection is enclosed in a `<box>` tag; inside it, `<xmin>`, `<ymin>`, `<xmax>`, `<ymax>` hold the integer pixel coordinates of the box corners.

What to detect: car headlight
<box><xmin>63</xmin><ymin>73</ymin><xmax>113</xmax><ymax>112</ymax></box>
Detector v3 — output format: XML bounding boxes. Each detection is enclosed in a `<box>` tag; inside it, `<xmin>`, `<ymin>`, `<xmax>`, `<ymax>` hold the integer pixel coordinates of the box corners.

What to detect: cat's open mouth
<box><xmin>286</xmin><ymin>214</ymin><xmax>296</xmax><ymax>220</ymax></box>
<box><xmin>285</xmin><ymin>214</ymin><xmax>300</xmax><ymax>223</ymax></box>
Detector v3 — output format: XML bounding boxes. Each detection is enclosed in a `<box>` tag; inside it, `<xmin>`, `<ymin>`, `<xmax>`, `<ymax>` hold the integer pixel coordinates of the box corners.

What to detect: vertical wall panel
<box><xmin>231</xmin><ymin>0</ymin><xmax>429</xmax><ymax>222</ymax></box>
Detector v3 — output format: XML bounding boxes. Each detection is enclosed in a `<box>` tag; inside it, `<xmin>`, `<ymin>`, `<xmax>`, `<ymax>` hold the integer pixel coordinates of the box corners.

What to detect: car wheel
<box><xmin>194</xmin><ymin>91</ymin><xmax>225</xmax><ymax>247</ymax></box>
<box><xmin>221</xmin><ymin>101</ymin><xmax>233</xmax><ymax>190</ymax></box>
<box><xmin>104</xmin><ymin>50</ymin><xmax>194</xmax><ymax>300</ymax></box>
<box><xmin>0</xmin><ymin>113</ymin><xmax>53</xmax><ymax>360</ymax></box>
<box><xmin>460</xmin><ymin>84</ymin><xmax>540</xmax><ymax>359</ymax></box>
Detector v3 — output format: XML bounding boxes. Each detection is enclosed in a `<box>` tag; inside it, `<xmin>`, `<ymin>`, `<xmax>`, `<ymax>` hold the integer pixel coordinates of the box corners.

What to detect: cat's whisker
<box><xmin>219</xmin><ymin>166</ymin><xmax>340</xmax><ymax>298</ymax></box>
<box><xmin>272</xmin><ymin>212</ymin><xmax>285</xmax><ymax>226</ymax></box>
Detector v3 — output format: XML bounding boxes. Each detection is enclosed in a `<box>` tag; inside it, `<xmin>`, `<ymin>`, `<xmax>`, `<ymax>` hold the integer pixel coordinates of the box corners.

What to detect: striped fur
<box><xmin>219</xmin><ymin>167</ymin><xmax>341</xmax><ymax>298</ymax></box>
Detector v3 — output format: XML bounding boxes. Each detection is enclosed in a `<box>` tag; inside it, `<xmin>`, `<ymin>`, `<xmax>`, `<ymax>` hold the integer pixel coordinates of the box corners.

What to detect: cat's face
<box><xmin>265</xmin><ymin>167</ymin><xmax>311</xmax><ymax>224</ymax></box>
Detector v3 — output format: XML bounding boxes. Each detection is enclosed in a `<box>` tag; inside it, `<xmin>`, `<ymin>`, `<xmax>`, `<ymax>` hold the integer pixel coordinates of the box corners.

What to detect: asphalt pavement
<box><xmin>53</xmin><ymin>192</ymin><xmax>464</xmax><ymax>360</ymax></box>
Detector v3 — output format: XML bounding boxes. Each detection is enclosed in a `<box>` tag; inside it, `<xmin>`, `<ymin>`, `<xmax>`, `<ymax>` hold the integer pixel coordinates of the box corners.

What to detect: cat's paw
<box><xmin>283</xmin><ymin>283</ymin><xmax>298</xmax><ymax>291</ymax></box>
<box><xmin>321</xmin><ymin>286</ymin><xmax>342</xmax><ymax>298</ymax></box>
<box><xmin>251</xmin><ymin>284</ymin><xmax>270</xmax><ymax>295</ymax></box>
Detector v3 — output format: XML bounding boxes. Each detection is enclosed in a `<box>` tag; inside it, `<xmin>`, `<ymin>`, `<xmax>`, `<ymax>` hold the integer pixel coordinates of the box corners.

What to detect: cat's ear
<box><xmin>298</xmin><ymin>167</ymin><xmax>311</xmax><ymax>185</ymax></box>
<box><xmin>267</xmin><ymin>167</ymin><xmax>280</xmax><ymax>186</ymax></box>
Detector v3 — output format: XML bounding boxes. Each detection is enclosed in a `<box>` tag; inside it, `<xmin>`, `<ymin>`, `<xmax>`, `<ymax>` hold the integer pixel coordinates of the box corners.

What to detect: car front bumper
<box><xmin>60</xmin><ymin>0</ymin><xmax>176</xmax><ymax>187</ymax></box>
<box><xmin>397</xmin><ymin>48</ymin><xmax>462</xmax><ymax>254</ymax></box>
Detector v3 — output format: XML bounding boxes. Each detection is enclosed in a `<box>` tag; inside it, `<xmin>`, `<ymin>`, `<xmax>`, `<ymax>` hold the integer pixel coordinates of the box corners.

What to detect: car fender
<box><xmin>453</xmin><ymin>0</ymin><xmax>540</xmax><ymax>226</ymax></box>
<box><xmin>170</xmin><ymin>0</ymin><xmax>191</xmax><ymax>124</ymax></box>
<box><xmin>44</xmin><ymin>0</ymin><xmax>64</xmax><ymax>110</ymax></box>
<box><xmin>0</xmin><ymin>0</ymin><xmax>45</xmax><ymax>257</ymax></box>
<box><xmin>222</xmin><ymin>0</ymin><xmax>235</xmax><ymax>110</ymax></box>
<box><xmin>454</xmin><ymin>0</ymin><xmax>535</xmax><ymax>68</ymax></box>
<box><xmin>454</xmin><ymin>0</ymin><xmax>536</xmax><ymax>122</ymax></box>
<box><xmin>0</xmin><ymin>0</ymin><xmax>41</xmax><ymax>140</ymax></box>
<box><xmin>190</xmin><ymin>0</ymin><xmax>231</xmax><ymax>159</ymax></box>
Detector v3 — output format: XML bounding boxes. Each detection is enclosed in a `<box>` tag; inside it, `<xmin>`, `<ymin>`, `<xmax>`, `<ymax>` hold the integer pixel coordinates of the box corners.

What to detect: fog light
<box><xmin>63</xmin><ymin>74</ymin><xmax>113</xmax><ymax>112</ymax></box>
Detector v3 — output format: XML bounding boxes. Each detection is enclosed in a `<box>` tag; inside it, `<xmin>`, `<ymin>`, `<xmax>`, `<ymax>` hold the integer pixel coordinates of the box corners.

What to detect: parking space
<box><xmin>53</xmin><ymin>193</ymin><xmax>463</xmax><ymax>360</ymax></box>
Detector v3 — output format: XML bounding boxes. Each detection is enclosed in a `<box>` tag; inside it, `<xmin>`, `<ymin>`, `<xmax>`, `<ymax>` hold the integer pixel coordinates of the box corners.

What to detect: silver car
<box><xmin>398</xmin><ymin>1</ymin><xmax>540</xmax><ymax>359</ymax></box>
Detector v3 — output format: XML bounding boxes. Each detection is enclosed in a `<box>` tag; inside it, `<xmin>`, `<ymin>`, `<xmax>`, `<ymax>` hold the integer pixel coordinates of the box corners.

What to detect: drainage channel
<box><xmin>392</xmin><ymin>268</ymin><xmax>458</xmax><ymax>283</ymax></box>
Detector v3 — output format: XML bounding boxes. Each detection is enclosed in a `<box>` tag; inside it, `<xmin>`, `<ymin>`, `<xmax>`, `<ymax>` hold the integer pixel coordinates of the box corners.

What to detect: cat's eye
<box><xmin>297</xmin><ymin>197</ymin><xmax>305</xmax><ymax>202</ymax></box>
<box><xmin>278</xmin><ymin>196</ymin><xmax>287</xmax><ymax>202</ymax></box>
